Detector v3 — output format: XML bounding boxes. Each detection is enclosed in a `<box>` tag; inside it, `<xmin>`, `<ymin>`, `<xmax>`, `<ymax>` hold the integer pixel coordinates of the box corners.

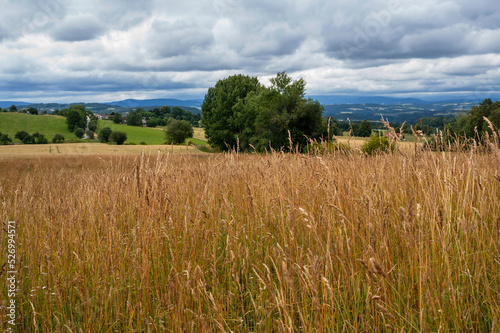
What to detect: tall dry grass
<box><xmin>1</xmin><ymin>141</ymin><xmax>499</xmax><ymax>331</ymax></box>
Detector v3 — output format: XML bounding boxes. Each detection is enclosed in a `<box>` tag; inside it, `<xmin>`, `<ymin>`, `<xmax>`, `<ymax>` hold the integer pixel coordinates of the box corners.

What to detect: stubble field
<box><xmin>0</xmin><ymin>142</ymin><xmax>499</xmax><ymax>332</ymax></box>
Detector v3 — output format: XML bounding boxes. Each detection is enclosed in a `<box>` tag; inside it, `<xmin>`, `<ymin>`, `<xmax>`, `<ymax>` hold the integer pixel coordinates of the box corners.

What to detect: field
<box><xmin>96</xmin><ymin>121</ymin><xmax>166</xmax><ymax>145</ymax></box>
<box><xmin>0</xmin><ymin>143</ymin><xmax>201</xmax><ymax>156</ymax></box>
<box><xmin>1</xmin><ymin>140</ymin><xmax>499</xmax><ymax>331</ymax></box>
<box><xmin>0</xmin><ymin>113</ymin><xmax>208</xmax><ymax>145</ymax></box>
<box><xmin>0</xmin><ymin>113</ymin><xmax>75</xmax><ymax>142</ymax></box>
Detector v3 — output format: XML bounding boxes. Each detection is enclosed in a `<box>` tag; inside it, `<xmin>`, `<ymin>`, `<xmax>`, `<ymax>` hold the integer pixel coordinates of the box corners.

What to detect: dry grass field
<box><xmin>0</xmin><ymin>143</ymin><xmax>200</xmax><ymax>157</ymax></box>
<box><xmin>1</xmin><ymin>139</ymin><xmax>499</xmax><ymax>331</ymax></box>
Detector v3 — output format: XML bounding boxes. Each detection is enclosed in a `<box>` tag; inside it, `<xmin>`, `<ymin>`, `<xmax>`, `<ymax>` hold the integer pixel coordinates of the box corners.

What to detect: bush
<box><xmin>32</xmin><ymin>132</ymin><xmax>48</xmax><ymax>144</ymax></box>
<box><xmin>52</xmin><ymin>134</ymin><xmax>65</xmax><ymax>143</ymax></box>
<box><xmin>0</xmin><ymin>132</ymin><xmax>12</xmax><ymax>145</ymax></box>
<box><xmin>85</xmin><ymin>130</ymin><xmax>95</xmax><ymax>140</ymax></box>
<box><xmin>362</xmin><ymin>135</ymin><xmax>395</xmax><ymax>155</ymax></box>
<box><xmin>109</xmin><ymin>131</ymin><xmax>127</xmax><ymax>145</ymax></box>
<box><xmin>74</xmin><ymin>128</ymin><xmax>85</xmax><ymax>139</ymax></box>
<box><xmin>165</xmin><ymin>119</ymin><xmax>194</xmax><ymax>144</ymax></box>
<box><xmin>15</xmin><ymin>131</ymin><xmax>30</xmax><ymax>142</ymax></box>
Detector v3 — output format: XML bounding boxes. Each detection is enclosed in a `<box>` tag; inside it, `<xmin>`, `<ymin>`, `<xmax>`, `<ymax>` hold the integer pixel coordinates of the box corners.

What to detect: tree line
<box><xmin>108</xmin><ymin>106</ymin><xmax>201</xmax><ymax>127</ymax></box>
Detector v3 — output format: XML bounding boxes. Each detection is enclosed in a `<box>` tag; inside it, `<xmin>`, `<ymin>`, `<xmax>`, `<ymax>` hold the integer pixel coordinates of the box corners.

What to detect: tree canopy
<box><xmin>201</xmin><ymin>72</ymin><xmax>325</xmax><ymax>152</ymax></box>
<box><xmin>65</xmin><ymin>105</ymin><xmax>87</xmax><ymax>132</ymax></box>
<box><xmin>165</xmin><ymin>119</ymin><xmax>194</xmax><ymax>144</ymax></box>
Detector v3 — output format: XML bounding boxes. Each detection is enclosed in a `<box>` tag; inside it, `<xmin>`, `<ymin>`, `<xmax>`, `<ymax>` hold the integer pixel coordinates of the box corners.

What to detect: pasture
<box><xmin>0</xmin><ymin>141</ymin><xmax>499</xmax><ymax>331</ymax></box>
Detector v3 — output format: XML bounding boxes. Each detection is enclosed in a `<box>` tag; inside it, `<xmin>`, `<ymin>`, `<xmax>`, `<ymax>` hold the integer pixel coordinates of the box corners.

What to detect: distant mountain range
<box><xmin>0</xmin><ymin>101</ymin><xmax>32</xmax><ymax>108</ymax></box>
<box><xmin>108</xmin><ymin>98</ymin><xmax>203</xmax><ymax>108</ymax></box>
<box><xmin>2</xmin><ymin>95</ymin><xmax>499</xmax><ymax>109</ymax></box>
<box><xmin>310</xmin><ymin>95</ymin><xmax>500</xmax><ymax>105</ymax></box>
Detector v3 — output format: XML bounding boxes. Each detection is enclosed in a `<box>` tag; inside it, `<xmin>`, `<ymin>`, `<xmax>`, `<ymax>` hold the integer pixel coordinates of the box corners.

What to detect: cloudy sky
<box><xmin>0</xmin><ymin>0</ymin><xmax>499</xmax><ymax>103</ymax></box>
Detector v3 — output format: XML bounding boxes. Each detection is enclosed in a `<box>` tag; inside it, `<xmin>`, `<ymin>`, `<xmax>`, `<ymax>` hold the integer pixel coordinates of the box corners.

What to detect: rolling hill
<box><xmin>0</xmin><ymin>113</ymin><xmax>74</xmax><ymax>142</ymax></box>
<box><xmin>0</xmin><ymin>113</ymin><xmax>167</xmax><ymax>145</ymax></box>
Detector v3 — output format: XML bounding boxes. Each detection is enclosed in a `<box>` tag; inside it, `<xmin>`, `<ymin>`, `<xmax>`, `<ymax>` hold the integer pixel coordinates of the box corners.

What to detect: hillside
<box><xmin>0</xmin><ymin>113</ymin><xmax>75</xmax><ymax>142</ymax></box>
<box><xmin>0</xmin><ymin>113</ymin><xmax>174</xmax><ymax>145</ymax></box>
<box><xmin>96</xmin><ymin>121</ymin><xmax>166</xmax><ymax>145</ymax></box>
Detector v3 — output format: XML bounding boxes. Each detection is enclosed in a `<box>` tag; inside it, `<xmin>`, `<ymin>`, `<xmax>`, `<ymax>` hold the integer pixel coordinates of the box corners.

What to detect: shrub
<box><xmin>85</xmin><ymin>130</ymin><xmax>95</xmax><ymax>140</ymax></box>
<box><xmin>52</xmin><ymin>134</ymin><xmax>65</xmax><ymax>143</ymax></box>
<box><xmin>32</xmin><ymin>132</ymin><xmax>48</xmax><ymax>144</ymax></box>
<box><xmin>109</xmin><ymin>131</ymin><xmax>127</xmax><ymax>145</ymax></box>
<box><xmin>362</xmin><ymin>135</ymin><xmax>394</xmax><ymax>155</ymax></box>
<box><xmin>74</xmin><ymin>128</ymin><xmax>85</xmax><ymax>139</ymax></box>
<box><xmin>0</xmin><ymin>132</ymin><xmax>12</xmax><ymax>145</ymax></box>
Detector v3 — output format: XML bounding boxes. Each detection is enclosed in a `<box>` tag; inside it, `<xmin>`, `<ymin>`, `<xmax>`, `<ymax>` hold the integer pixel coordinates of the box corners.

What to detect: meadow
<box><xmin>0</xmin><ymin>113</ymin><xmax>73</xmax><ymax>141</ymax></box>
<box><xmin>0</xmin><ymin>138</ymin><xmax>499</xmax><ymax>331</ymax></box>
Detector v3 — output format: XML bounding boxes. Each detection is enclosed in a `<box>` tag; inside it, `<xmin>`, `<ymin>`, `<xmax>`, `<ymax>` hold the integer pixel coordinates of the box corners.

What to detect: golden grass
<box><xmin>0</xmin><ymin>143</ymin><xmax>201</xmax><ymax>157</ymax></box>
<box><xmin>0</xmin><ymin>143</ymin><xmax>499</xmax><ymax>331</ymax></box>
<box><xmin>192</xmin><ymin>127</ymin><xmax>207</xmax><ymax>142</ymax></box>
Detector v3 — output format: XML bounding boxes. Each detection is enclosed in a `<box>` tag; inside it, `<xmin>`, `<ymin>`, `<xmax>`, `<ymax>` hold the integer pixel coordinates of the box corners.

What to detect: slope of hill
<box><xmin>96</xmin><ymin>121</ymin><xmax>166</xmax><ymax>145</ymax></box>
<box><xmin>0</xmin><ymin>113</ymin><xmax>167</xmax><ymax>145</ymax></box>
<box><xmin>0</xmin><ymin>113</ymin><xmax>75</xmax><ymax>142</ymax></box>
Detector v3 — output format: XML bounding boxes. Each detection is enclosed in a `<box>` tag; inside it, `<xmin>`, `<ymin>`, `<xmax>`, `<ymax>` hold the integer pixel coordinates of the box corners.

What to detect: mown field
<box><xmin>0</xmin><ymin>113</ymin><xmax>74</xmax><ymax>141</ymax></box>
<box><xmin>96</xmin><ymin>121</ymin><xmax>166</xmax><ymax>145</ymax></box>
<box><xmin>0</xmin><ymin>113</ymin><xmax>208</xmax><ymax>145</ymax></box>
<box><xmin>0</xmin><ymin>139</ymin><xmax>499</xmax><ymax>331</ymax></box>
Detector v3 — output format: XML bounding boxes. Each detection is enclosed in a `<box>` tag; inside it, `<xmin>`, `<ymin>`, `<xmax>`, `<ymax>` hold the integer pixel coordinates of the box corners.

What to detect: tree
<box><xmin>27</xmin><ymin>107</ymin><xmax>38</xmax><ymax>115</ymax></box>
<box><xmin>249</xmin><ymin>72</ymin><xmax>324</xmax><ymax>151</ymax></box>
<box><xmin>455</xmin><ymin>98</ymin><xmax>500</xmax><ymax>140</ymax></box>
<box><xmin>165</xmin><ymin>119</ymin><xmax>194</xmax><ymax>144</ymax></box>
<box><xmin>88</xmin><ymin>120</ymin><xmax>97</xmax><ymax>132</ymax></box>
<box><xmin>126</xmin><ymin>110</ymin><xmax>143</xmax><ymax>126</ymax></box>
<box><xmin>357</xmin><ymin>120</ymin><xmax>372</xmax><ymax>137</ymax></box>
<box><xmin>52</xmin><ymin>134</ymin><xmax>65</xmax><ymax>143</ymax></box>
<box><xmin>74</xmin><ymin>128</ymin><xmax>85</xmax><ymax>139</ymax></box>
<box><xmin>110</xmin><ymin>131</ymin><xmax>127</xmax><ymax>145</ymax></box>
<box><xmin>98</xmin><ymin>127</ymin><xmax>112</xmax><ymax>143</ymax></box>
<box><xmin>10</xmin><ymin>105</ymin><xmax>17</xmax><ymax>112</ymax></box>
<box><xmin>146</xmin><ymin>118</ymin><xmax>158</xmax><ymax>128</ymax></box>
<box><xmin>202</xmin><ymin>74</ymin><xmax>262</xmax><ymax>150</ymax></box>
<box><xmin>0</xmin><ymin>132</ymin><xmax>12</xmax><ymax>145</ymax></box>
<box><xmin>202</xmin><ymin>72</ymin><xmax>325</xmax><ymax>152</ymax></box>
<box><xmin>66</xmin><ymin>105</ymin><xmax>86</xmax><ymax>132</ymax></box>
<box><xmin>113</xmin><ymin>113</ymin><xmax>123</xmax><ymax>124</ymax></box>
<box><xmin>15</xmin><ymin>131</ymin><xmax>31</xmax><ymax>143</ymax></box>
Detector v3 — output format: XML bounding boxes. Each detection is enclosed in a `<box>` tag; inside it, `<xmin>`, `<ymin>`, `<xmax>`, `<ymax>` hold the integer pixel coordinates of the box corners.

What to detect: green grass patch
<box><xmin>96</xmin><ymin>121</ymin><xmax>166</xmax><ymax>145</ymax></box>
<box><xmin>0</xmin><ymin>113</ymin><xmax>77</xmax><ymax>142</ymax></box>
<box><xmin>186</xmin><ymin>137</ymin><xmax>207</xmax><ymax>145</ymax></box>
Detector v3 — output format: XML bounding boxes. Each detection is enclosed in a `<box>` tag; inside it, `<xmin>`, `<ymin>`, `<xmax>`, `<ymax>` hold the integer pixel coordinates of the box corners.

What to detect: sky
<box><xmin>0</xmin><ymin>0</ymin><xmax>499</xmax><ymax>103</ymax></box>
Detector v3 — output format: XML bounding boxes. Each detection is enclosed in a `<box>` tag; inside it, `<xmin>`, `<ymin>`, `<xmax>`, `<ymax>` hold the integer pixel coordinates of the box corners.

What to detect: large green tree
<box><xmin>252</xmin><ymin>72</ymin><xmax>324</xmax><ymax>151</ymax></box>
<box><xmin>201</xmin><ymin>74</ymin><xmax>262</xmax><ymax>150</ymax></box>
<box><xmin>66</xmin><ymin>105</ymin><xmax>86</xmax><ymax>132</ymax></box>
<box><xmin>202</xmin><ymin>72</ymin><xmax>325</xmax><ymax>152</ymax></box>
